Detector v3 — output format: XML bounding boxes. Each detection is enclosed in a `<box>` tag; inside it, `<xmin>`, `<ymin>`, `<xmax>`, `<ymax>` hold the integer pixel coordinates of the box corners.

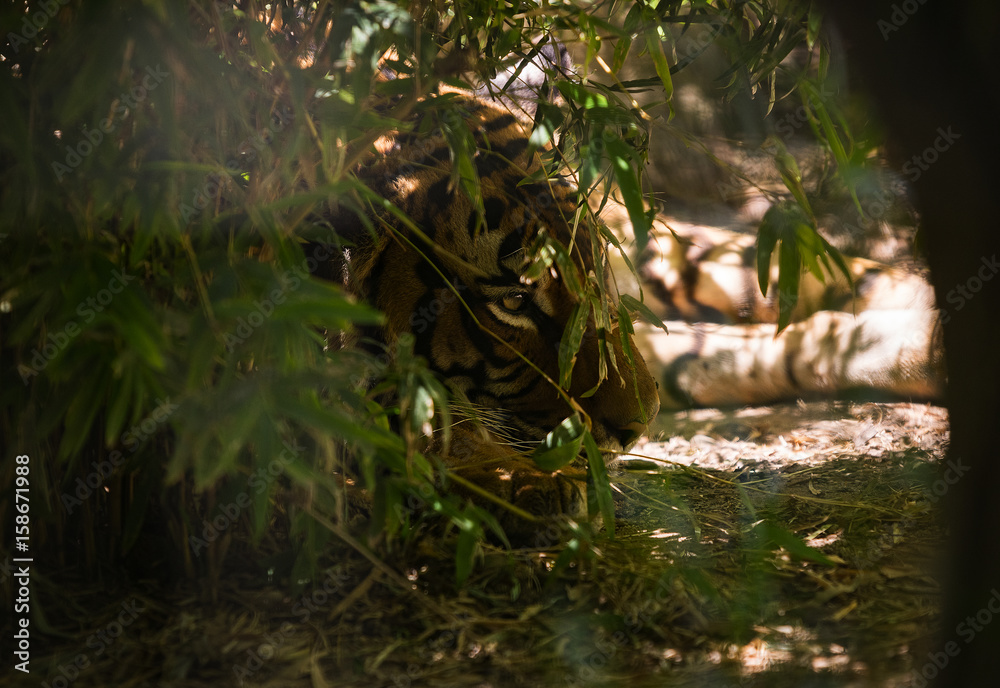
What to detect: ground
<box><xmin>22</xmin><ymin>401</ymin><xmax>949</xmax><ymax>688</ymax></box>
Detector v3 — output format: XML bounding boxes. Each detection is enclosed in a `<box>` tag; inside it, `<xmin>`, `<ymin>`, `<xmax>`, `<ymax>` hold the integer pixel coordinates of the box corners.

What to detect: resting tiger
<box><xmin>321</xmin><ymin>87</ymin><xmax>660</xmax><ymax>533</ymax></box>
<box><xmin>317</xmin><ymin>50</ymin><xmax>943</xmax><ymax>533</ymax></box>
<box><xmin>601</xmin><ymin>207</ymin><xmax>947</xmax><ymax>410</ymax></box>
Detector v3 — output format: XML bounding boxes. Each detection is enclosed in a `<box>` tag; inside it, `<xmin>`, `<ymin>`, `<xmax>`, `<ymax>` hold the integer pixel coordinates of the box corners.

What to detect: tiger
<box><xmin>599</xmin><ymin>206</ymin><xmax>946</xmax><ymax>410</ymax></box>
<box><xmin>319</xmin><ymin>86</ymin><xmax>660</xmax><ymax>535</ymax></box>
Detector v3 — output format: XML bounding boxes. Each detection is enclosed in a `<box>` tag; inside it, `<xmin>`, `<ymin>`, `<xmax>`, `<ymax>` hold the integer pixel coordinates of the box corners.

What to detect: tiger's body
<box><xmin>325</xmin><ymin>68</ymin><xmax>941</xmax><ymax>533</ymax></box>
<box><xmin>608</xmin><ymin>211</ymin><xmax>946</xmax><ymax>409</ymax></box>
<box><xmin>329</xmin><ymin>88</ymin><xmax>660</xmax><ymax>531</ymax></box>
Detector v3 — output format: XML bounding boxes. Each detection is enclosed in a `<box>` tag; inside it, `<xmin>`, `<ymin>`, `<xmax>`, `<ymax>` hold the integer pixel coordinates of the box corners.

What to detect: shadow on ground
<box><xmin>23</xmin><ymin>402</ymin><xmax>947</xmax><ymax>688</ymax></box>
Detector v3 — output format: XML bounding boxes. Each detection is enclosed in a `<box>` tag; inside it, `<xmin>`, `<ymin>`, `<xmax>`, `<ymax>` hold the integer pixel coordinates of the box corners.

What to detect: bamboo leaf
<box><xmin>533</xmin><ymin>415</ymin><xmax>585</xmax><ymax>471</ymax></box>
<box><xmin>620</xmin><ymin>293</ymin><xmax>668</xmax><ymax>334</ymax></box>
<box><xmin>455</xmin><ymin>519</ymin><xmax>480</xmax><ymax>585</ymax></box>
<box><xmin>583</xmin><ymin>430</ymin><xmax>614</xmax><ymax>535</ymax></box>
<box><xmin>769</xmin><ymin>136</ymin><xmax>814</xmax><ymax>219</ymax></box>
<box><xmin>643</xmin><ymin>26</ymin><xmax>674</xmax><ymax>105</ymax></box>
<box><xmin>776</xmin><ymin>230</ymin><xmax>801</xmax><ymax>333</ymax></box>
<box><xmin>753</xmin><ymin>521</ymin><xmax>837</xmax><ymax>566</ymax></box>
<box><xmin>558</xmin><ymin>303</ymin><xmax>589</xmax><ymax>389</ymax></box>
<box><xmin>757</xmin><ymin>211</ymin><xmax>780</xmax><ymax>296</ymax></box>
<box><xmin>105</xmin><ymin>364</ymin><xmax>134</xmax><ymax>446</ymax></box>
<box><xmin>556</xmin><ymin>81</ymin><xmax>609</xmax><ymax>109</ymax></box>
<box><xmin>604</xmin><ymin>136</ymin><xmax>650</xmax><ymax>251</ymax></box>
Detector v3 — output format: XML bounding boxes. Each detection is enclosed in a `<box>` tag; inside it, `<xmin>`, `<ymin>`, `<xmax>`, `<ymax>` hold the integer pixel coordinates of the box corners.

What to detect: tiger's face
<box><xmin>348</xmin><ymin>92</ymin><xmax>659</xmax><ymax>455</ymax></box>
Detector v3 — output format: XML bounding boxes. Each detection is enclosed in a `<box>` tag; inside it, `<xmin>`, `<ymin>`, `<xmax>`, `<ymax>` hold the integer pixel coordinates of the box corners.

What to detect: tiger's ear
<box><xmin>477</xmin><ymin>39</ymin><xmax>573</xmax><ymax>119</ymax></box>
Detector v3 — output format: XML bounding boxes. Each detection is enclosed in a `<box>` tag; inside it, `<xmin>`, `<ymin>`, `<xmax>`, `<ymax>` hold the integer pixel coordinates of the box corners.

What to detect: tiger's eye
<box><xmin>500</xmin><ymin>293</ymin><xmax>528</xmax><ymax>313</ymax></box>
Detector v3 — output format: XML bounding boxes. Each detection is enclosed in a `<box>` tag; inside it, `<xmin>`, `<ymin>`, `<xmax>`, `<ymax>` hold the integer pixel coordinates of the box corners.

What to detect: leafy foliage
<box><xmin>1</xmin><ymin>0</ymin><xmax>875</xmax><ymax>589</ymax></box>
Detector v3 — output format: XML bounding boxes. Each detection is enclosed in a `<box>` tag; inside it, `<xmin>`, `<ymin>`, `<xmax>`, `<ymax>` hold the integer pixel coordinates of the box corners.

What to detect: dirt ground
<box><xmin>17</xmin><ymin>401</ymin><xmax>950</xmax><ymax>688</ymax></box>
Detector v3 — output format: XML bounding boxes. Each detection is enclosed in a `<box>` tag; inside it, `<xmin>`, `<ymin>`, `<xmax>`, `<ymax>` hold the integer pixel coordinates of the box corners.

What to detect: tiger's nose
<box><xmin>614</xmin><ymin>420</ymin><xmax>649</xmax><ymax>450</ymax></box>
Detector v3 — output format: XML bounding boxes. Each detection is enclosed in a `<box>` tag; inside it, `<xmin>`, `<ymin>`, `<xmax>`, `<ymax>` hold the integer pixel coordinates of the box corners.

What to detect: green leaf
<box><xmin>522</xmin><ymin>234</ymin><xmax>557</xmax><ymax>284</ymax></box>
<box><xmin>555</xmin><ymin>81</ymin><xmax>609</xmax><ymax>109</ymax></box>
<box><xmin>767</xmin><ymin>135</ymin><xmax>814</xmax><ymax>219</ymax></box>
<box><xmin>612</xmin><ymin>33</ymin><xmax>633</xmax><ymax>72</ymax></box>
<box><xmin>528</xmin><ymin>102</ymin><xmax>564</xmax><ymax>152</ymax></box>
<box><xmin>198</xmin><ymin>395</ymin><xmax>265</xmax><ymax>486</ymax></box>
<box><xmin>622</xmin><ymin>2</ymin><xmax>644</xmax><ymax>36</ymax></box>
<box><xmin>105</xmin><ymin>364</ymin><xmax>134</xmax><ymax>446</ymax></box>
<box><xmin>804</xmin><ymin>82</ymin><xmax>862</xmax><ymax>215</ymax></box>
<box><xmin>818</xmin><ymin>233</ymin><xmax>854</xmax><ymax>291</ymax></box>
<box><xmin>579</xmin><ymin>137</ymin><xmax>605</xmax><ymax>197</ymax></box>
<box><xmin>557</xmin><ymin>302</ymin><xmax>589</xmax><ymax>389</ymax></box>
<box><xmin>619</xmin><ymin>294</ymin><xmax>668</xmax><ymax>334</ymax></box>
<box><xmin>109</xmin><ymin>291</ymin><xmax>166</xmax><ymax>371</ymax></box>
<box><xmin>752</xmin><ymin>521</ymin><xmax>837</xmax><ymax>566</ymax></box>
<box><xmin>455</xmin><ymin>511</ymin><xmax>482</xmax><ymax>585</ymax></box>
<box><xmin>533</xmin><ymin>415</ymin><xmax>585</xmax><ymax>471</ymax></box>
<box><xmin>776</xmin><ymin>228</ymin><xmax>802</xmax><ymax>333</ymax></box>
<box><xmin>756</xmin><ymin>210</ymin><xmax>779</xmax><ymax>296</ymax></box>
<box><xmin>547</xmin><ymin>234</ymin><xmax>583</xmax><ymax>295</ymax></box>
<box><xmin>617</xmin><ymin>301</ymin><xmax>634</xmax><ymax>344</ymax></box>
<box><xmin>758</xmin><ymin>199</ymin><xmax>855</xmax><ymax>334</ymax></box>
<box><xmin>604</xmin><ymin>136</ymin><xmax>650</xmax><ymax>251</ymax></box>
<box><xmin>794</xmin><ymin>222</ymin><xmax>827</xmax><ymax>282</ymax></box>
<box><xmin>583</xmin><ymin>430</ymin><xmax>614</xmax><ymax>536</ymax></box>
<box><xmin>58</xmin><ymin>367</ymin><xmax>109</xmax><ymax>461</ymax></box>
<box><xmin>807</xmin><ymin>5</ymin><xmax>823</xmax><ymax>50</ymax></box>
<box><xmin>643</xmin><ymin>26</ymin><xmax>674</xmax><ymax>105</ymax></box>
<box><xmin>440</xmin><ymin>111</ymin><xmax>486</xmax><ymax>233</ymax></box>
<box><xmin>271</xmin><ymin>294</ymin><xmax>384</xmax><ymax>327</ymax></box>
<box><xmin>282</xmin><ymin>397</ymin><xmax>402</xmax><ymax>453</ymax></box>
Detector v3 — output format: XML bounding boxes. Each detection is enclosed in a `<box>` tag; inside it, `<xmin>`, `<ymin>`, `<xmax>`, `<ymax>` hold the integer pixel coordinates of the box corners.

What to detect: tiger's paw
<box><xmin>449</xmin><ymin>460</ymin><xmax>590</xmax><ymax>543</ymax></box>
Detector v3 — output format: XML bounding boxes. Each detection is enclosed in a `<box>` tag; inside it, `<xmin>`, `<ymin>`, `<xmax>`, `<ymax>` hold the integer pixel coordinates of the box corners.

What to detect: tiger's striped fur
<box><xmin>331</xmin><ymin>90</ymin><xmax>660</xmax><ymax>531</ymax></box>
<box><xmin>598</xmin><ymin>207</ymin><xmax>946</xmax><ymax>410</ymax></box>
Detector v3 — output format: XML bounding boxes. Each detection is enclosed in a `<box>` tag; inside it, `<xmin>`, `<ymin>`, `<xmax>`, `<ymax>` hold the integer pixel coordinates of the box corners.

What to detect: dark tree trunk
<box><xmin>819</xmin><ymin>1</ymin><xmax>1000</xmax><ymax>685</ymax></box>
